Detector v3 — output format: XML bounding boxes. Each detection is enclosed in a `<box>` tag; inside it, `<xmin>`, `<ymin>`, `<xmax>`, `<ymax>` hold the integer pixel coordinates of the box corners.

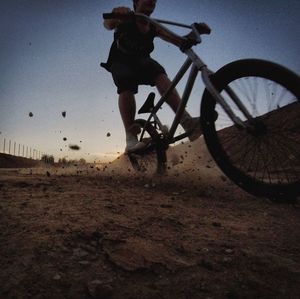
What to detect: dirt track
<box><xmin>0</xmin><ymin>164</ymin><xmax>299</xmax><ymax>299</ymax></box>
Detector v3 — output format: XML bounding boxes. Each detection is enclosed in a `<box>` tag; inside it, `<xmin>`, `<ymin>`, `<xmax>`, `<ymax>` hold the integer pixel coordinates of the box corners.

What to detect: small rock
<box><xmin>87</xmin><ymin>280</ymin><xmax>113</xmax><ymax>299</ymax></box>
<box><xmin>222</xmin><ymin>257</ymin><xmax>232</xmax><ymax>264</ymax></box>
<box><xmin>53</xmin><ymin>274</ymin><xmax>61</xmax><ymax>280</ymax></box>
<box><xmin>200</xmin><ymin>259</ymin><xmax>214</xmax><ymax>270</ymax></box>
<box><xmin>160</xmin><ymin>204</ymin><xmax>173</xmax><ymax>208</ymax></box>
<box><xmin>78</xmin><ymin>260</ymin><xmax>90</xmax><ymax>266</ymax></box>
<box><xmin>82</xmin><ymin>244</ymin><xmax>97</xmax><ymax>253</ymax></box>
<box><xmin>226</xmin><ymin>289</ymin><xmax>240</xmax><ymax>299</ymax></box>
<box><xmin>225</xmin><ymin>249</ymin><xmax>234</xmax><ymax>254</ymax></box>
<box><xmin>212</xmin><ymin>221</ymin><xmax>222</xmax><ymax>227</ymax></box>
<box><xmin>73</xmin><ymin>248</ymin><xmax>89</xmax><ymax>258</ymax></box>
<box><xmin>220</xmin><ymin>175</ymin><xmax>227</xmax><ymax>181</ymax></box>
<box><xmin>90</xmin><ymin>241</ymin><xmax>98</xmax><ymax>247</ymax></box>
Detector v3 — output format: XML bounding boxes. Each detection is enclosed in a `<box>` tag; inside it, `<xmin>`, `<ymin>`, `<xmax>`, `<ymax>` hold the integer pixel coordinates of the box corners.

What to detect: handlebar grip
<box><xmin>194</xmin><ymin>23</ymin><xmax>211</xmax><ymax>35</ymax></box>
<box><xmin>103</xmin><ymin>13</ymin><xmax>115</xmax><ymax>19</ymax></box>
<box><xmin>102</xmin><ymin>13</ymin><xmax>115</xmax><ymax>20</ymax></box>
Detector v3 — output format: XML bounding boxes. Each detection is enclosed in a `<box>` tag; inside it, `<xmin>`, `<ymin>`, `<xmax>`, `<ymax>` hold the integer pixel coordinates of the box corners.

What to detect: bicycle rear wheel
<box><xmin>128</xmin><ymin>119</ymin><xmax>167</xmax><ymax>175</ymax></box>
<box><xmin>201</xmin><ymin>59</ymin><xmax>300</xmax><ymax>200</ymax></box>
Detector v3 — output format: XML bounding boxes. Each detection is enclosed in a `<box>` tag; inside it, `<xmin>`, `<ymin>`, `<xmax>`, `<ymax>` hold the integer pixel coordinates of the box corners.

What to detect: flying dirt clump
<box><xmin>106</xmin><ymin>132</ymin><xmax>111</xmax><ymax>137</ymax></box>
<box><xmin>29</xmin><ymin>112</ymin><xmax>33</xmax><ymax>117</ymax></box>
<box><xmin>69</xmin><ymin>144</ymin><xmax>81</xmax><ymax>151</ymax></box>
<box><xmin>62</xmin><ymin>111</ymin><xmax>66</xmax><ymax>118</ymax></box>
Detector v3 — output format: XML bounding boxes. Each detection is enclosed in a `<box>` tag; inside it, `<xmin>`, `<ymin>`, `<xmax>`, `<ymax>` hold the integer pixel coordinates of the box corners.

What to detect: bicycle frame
<box><xmin>132</xmin><ymin>13</ymin><xmax>254</xmax><ymax>143</ymax></box>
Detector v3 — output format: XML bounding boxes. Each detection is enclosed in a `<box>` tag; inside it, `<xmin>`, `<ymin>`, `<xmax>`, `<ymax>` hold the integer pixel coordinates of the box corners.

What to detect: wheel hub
<box><xmin>247</xmin><ymin>121</ymin><xmax>267</xmax><ymax>136</ymax></box>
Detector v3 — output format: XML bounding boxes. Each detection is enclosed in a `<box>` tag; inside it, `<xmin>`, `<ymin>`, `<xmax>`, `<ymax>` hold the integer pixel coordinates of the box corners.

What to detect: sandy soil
<box><xmin>0</xmin><ymin>138</ymin><xmax>299</xmax><ymax>299</ymax></box>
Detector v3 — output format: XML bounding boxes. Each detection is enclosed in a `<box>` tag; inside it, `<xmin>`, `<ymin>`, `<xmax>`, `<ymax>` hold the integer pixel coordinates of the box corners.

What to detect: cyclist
<box><xmin>102</xmin><ymin>0</ymin><xmax>202</xmax><ymax>153</ymax></box>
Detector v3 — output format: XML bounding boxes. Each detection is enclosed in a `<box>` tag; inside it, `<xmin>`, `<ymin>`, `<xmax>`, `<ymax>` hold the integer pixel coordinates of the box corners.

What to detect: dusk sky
<box><xmin>1</xmin><ymin>0</ymin><xmax>299</xmax><ymax>162</ymax></box>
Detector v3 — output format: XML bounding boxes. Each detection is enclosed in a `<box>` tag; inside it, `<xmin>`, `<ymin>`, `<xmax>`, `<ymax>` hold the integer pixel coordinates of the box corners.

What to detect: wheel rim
<box><xmin>213</xmin><ymin>76</ymin><xmax>300</xmax><ymax>186</ymax></box>
<box><xmin>129</xmin><ymin>120</ymin><xmax>166</xmax><ymax>175</ymax></box>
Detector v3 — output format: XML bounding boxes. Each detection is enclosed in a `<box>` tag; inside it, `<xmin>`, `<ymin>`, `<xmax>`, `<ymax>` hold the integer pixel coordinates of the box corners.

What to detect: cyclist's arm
<box><xmin>156</xmin><ymin>27</ymin><xmax>184</xmax><ymax>48</ymax></box>
<box><xmin>103</xmin><ymin>7</ymin><xmax>131</xmax><ymax>30</ymax></box>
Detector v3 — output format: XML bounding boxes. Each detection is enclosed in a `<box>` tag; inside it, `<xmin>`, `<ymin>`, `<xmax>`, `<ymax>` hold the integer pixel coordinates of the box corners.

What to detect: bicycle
<box><xmin>102</xmin><ymin>12</ymin><xmax>300</xmax><ymax>201</ymax></box>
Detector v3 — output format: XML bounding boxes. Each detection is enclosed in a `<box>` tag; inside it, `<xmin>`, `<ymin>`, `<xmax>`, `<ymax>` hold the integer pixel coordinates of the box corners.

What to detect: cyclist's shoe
<box><xmin>125</xmin><ymin>133</ymin><xmax>146</xmax><ymax>153</ymax></box>
<box><xmin>182</xmin><ymin>117</ymin><xmax>202</xmax><ymax>142</ymax></box>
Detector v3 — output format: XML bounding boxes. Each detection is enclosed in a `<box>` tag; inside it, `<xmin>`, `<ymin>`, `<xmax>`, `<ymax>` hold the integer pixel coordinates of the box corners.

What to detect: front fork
<box><xmin>185</xmin><ymin>48</ymin><xmax>254</xmax><ymax>129</ymax></box>
<box><xmin>201</xmin><ymin>69</ymin><xmax>254</xmax><ymax>129</ymax></box>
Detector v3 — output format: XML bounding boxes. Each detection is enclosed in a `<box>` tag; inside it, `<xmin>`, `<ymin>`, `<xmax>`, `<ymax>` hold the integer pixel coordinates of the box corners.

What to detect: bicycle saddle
<box><xmin>138</xmin><ymin>92</ymin><xmax>155</xmax><ymax>114</ymax></box>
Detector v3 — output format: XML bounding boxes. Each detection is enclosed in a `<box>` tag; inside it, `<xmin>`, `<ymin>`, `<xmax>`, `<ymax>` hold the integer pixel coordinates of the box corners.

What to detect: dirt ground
<box><xmin>0</xmin><ymin>159</ymin><xmax>299</xmax><ymax>299</ymax></box>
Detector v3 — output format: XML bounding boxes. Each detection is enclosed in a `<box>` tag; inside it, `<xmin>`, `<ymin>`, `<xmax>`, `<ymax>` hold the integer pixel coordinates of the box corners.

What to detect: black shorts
<box><xmin>110</xmin><ymin>57</ymin><xmax>166</xmax><ymax>94</ymax></box>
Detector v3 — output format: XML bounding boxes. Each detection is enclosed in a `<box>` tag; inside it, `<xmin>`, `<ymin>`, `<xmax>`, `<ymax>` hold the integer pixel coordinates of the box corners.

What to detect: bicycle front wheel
<box><xmin>128</xmin><ymin>119</ymin><xmax>167</xmax><ymax>175</ymax></box>
<box><xmin>201</xmin><ymin>59</ymin><xmax>300</xmax><ymax>200</ymax></box>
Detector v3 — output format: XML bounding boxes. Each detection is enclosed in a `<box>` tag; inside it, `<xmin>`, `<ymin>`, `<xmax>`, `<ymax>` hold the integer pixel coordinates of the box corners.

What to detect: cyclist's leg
<box><xmin>111</xmin><ymin>63</ymin><xmax>138</xmax><ymax>130</ymax></box>
<box><xmin>118</xmin><ymin>90</ymin><xmax>136</xmax><ymax>132</ymax></box>
<box><xmin>111</xmin><ymin>63</ymin><xmax>146</xmax><ymax>152</ymax></box>
<box><xmin>139</xmin><ymin>57</ymin><xmax>202</xmax><ymax>140</ymax></box>
<box><xmin>154</xmin><ymin>73</ymin><xmax>181</xmax><ymax>113</ymax></box>
<box><xmin>155</xmin><ymin>73</ymin><xmax>202</xmax><ymax>140</ymax></box>
<box><xmin>138</xmin><ymin>57</ymin><xmax>182</xmax><ymax>113</ymax></box>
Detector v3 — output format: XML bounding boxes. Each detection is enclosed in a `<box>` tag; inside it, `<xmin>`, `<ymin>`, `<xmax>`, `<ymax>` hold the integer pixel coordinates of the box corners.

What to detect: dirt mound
<box><xmin>0</xmin><ymin>153</ymin><xmax>43</xmax><ymax>168</ymax></box>
<box><xmin>104</xmin><ymin>137</ymin><xmax>225</xmax><ymax>188</ymax></box>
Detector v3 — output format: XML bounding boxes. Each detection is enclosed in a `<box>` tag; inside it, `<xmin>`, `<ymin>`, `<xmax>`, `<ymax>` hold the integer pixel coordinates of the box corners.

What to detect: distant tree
<box><xmin>58</xmin><ymin>157</ymin><xmax>68</xmax><ymax>165</ymax></box>
<box><xmin>41</xmin><ymin>154</ymin><xmax>55</xmax><ymax>164</ymax></box>
<box><xmin>57</xmin><ymin>157</ymin><xmax>86</xmax><ymax>166</ymax></box>
<box><xmin>79</xmin><ymin>158</ymin><xmax>86</xmax><ymax>165</ymax></box>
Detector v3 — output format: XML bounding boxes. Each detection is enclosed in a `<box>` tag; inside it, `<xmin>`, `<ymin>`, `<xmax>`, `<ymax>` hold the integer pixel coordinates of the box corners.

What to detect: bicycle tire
<box><xmin>200</xmin><ymin>59</ymin><xmax>300</xmax><ymax>200</ymax></box>
<box><xmin>128</xmin><ymin>119</ymin><xmax>167</xmax><ymax>175</ymax></box>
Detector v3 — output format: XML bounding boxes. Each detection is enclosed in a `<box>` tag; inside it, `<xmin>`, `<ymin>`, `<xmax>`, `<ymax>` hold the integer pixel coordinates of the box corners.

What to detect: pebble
<box><xmin>160</xmin><ymin>204</ymin><xmax>173</xmax><ymax>208</ymax></box>
<box><xmin>222</xmin><ymin>257</ymin><xmax>232</xmax><ymax>263</ymax></box>
<box><xmin>225</xmin><ymin>249</ymin><xmax>234</xmax><ymax>254</ymax></box>
<box><xmin>200</xmin><ymin>259</ymin><xmax>214</xmax><ymax>270</ymax></box>
<box><xmin>73</xmin><ymin>248</ymin><xmax>89</xmax><ymax>258</ymax></box>
<box><xmin>78</xmin><ymin>260</ymin><xmax>90</xmax><ymax>265</ymax></box>
<box><xmin>53</xmin><ymin>274</ymin><xmax>61</xmax><ymax>280</ymax></box>
<box><xmin>87</xmin><ymin>280</ymin><xmax>113</xmax><ymax>299</ymax></box>
<box><xmin>172</xmin><ymin>192</ymin><xmax>180</xmax><ymax>196</ymax></box>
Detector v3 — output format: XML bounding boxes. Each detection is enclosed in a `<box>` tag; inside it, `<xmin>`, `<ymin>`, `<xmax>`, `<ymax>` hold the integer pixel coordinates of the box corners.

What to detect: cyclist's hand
<box><xmin>195</xmin><ymin>23</ymin><xmax>211</xmax><ymax>35</ymax></box>
<box><xmin>103</xmin><ymin>7</ymin><xmax>132</xmax><ymax>30</ymax></box>
<box><xmin>180</xmin><ymin>23</ymin><xmax>211</xmax><ymax>51</ymax></box>
<box><xmin>112</xmin><ymin>6</ymin><xmax>132</xmax><ymax>15</ymax></box>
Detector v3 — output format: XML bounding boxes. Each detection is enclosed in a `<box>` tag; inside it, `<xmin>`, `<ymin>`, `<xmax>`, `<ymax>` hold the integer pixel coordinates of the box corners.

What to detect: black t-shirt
<box><xmin>104</xmin><ymin>21</ymin><xmax>158</xmax><ymax>69</ymax></box>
